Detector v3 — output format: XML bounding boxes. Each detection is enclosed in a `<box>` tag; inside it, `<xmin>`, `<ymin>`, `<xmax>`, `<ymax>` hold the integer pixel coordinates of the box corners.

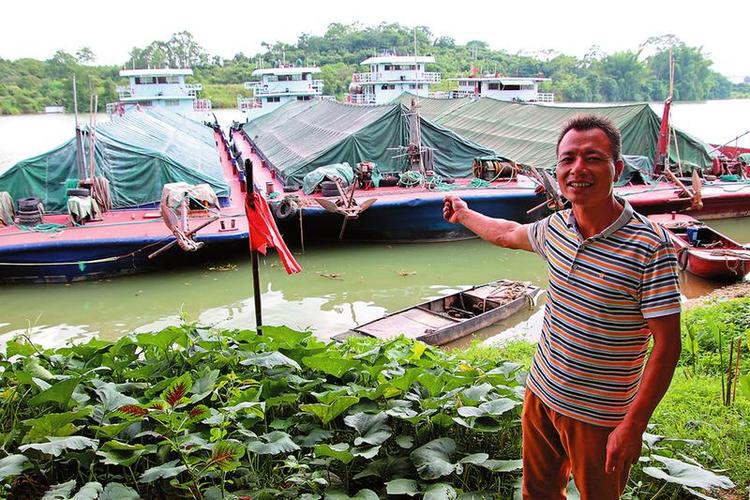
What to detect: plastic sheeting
<box><xmin>617</xmin><ymin>155</ymin><xmax>656</xmax><ymax>186</ymax></box>
<box><xmin>395</xmin><ymin>94</ymin><xmax>713</xmax><ymax>172</ymax></box>
<box><xmin>0</xmin><ymin>109</ymin><xmax>228</xmax><ymax>213</ymax></box>
<box><xmin>301</xmin><ymin>163</ymin><xmax>354</xmax><ymax>195</ymax></box>
<box><xmin>241</xmin><ymin>99</ymin><xmax>494</xmax><ymax>186</ymax></box>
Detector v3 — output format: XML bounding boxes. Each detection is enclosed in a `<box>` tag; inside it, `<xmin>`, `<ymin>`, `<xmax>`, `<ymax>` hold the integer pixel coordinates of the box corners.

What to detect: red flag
<box><xmin>244</xmin><ymin>191</ymin><xmax>302</xmax><ymax>274</ymax></box>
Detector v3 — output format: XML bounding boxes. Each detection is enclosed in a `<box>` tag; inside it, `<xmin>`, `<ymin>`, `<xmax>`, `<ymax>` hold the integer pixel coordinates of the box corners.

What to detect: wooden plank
<box><xmin>356</xmin><ymin>308</ymin><xmax>457</xmax><ymax>340</ymax></box>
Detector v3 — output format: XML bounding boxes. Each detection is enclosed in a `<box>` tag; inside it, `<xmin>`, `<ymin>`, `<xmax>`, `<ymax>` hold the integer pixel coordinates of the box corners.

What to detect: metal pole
<box><xmin>245</xmin><ymin>158</ymin><xmax>263</xmax><ymax>333</ymax></box>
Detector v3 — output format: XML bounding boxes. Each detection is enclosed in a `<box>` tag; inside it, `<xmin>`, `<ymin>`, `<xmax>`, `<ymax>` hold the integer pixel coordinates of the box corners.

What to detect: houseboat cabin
<box><xmin>238</xmin><ymin>67</ymin><xmax>324</xmax><ymax>121</ymax></box>
<box><xmin>107</xmin><ymin>68</ymin><xmax>211</xmax><ymax>114</ymax></box>
<box><xmin>447</xmin><ymin>75</ymin><xmax>553</xmax><ymax>102</ymax></box>
<box><xmin>347</xmin><ymin>55</ymin><xmax>440</xmax><ymax>105</ymax></box>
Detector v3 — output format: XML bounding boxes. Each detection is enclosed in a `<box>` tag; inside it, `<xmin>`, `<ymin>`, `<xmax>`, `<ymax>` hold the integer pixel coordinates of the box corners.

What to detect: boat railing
<box><xmin>536</xmin><ymin>92</ymin><xmax>555</xmax><ymax>103</ymax></box>
<box><xmin>352</xmin><ymin>72</ymin><xmax>441</xmax><ymax>83</ymax></box>
<box><xmin>194</xmin><ymin>98</ymin><xmax>212</xmax><ymax>111</ymax></box>
<box><xmin>237</xmin><ymin>96</ymin><xmax>262</xmax><ymax>110</ymax></box>
<box><xmin>116</xmin><ymin>86</ymin><xmax>133</xmax><ymax>98</ymax></box>
<box><xmin>346</xmin><ymin>94</ymin><xmax>375</xmax><ymax>105</ymax></box>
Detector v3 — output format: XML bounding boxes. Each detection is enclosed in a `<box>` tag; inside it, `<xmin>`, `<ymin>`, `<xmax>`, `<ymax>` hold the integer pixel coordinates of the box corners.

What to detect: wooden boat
<box><xmin>335</xmin><ymin>280</ymin><xmax>542</xmax><ymax>346</ymax></box>
<box><xmin>648</xmin><ymin>213</ymin><xmax>750</xmax><ymax>280</ymax></box>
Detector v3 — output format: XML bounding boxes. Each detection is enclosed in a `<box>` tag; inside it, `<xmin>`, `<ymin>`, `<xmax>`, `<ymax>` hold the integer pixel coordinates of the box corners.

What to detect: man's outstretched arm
<box><xmin>443</xmin><ymin>194</ymin><xmax>534</xmax><ymax>251</ymax></box>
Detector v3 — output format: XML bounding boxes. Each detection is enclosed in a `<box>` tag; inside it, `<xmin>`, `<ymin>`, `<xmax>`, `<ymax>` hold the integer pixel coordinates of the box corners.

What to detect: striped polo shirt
<box><xmin>526</xmin><ymin>199</ymin><xmax>681</xmax><ymax>427</ymax></box>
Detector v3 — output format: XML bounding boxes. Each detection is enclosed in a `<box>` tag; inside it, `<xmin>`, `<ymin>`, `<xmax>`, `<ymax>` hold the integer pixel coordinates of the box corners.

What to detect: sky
<box><xmin>3</xmin><ymin>0</ymin><xmax>749</xmax><ymax>81</ymax></box>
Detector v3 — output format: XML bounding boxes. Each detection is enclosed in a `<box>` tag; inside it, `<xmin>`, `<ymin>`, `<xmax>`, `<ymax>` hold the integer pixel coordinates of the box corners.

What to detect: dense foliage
<box><xmin>0</xmin><ymin>24</ymin><xmax>743</xmax><ymax>115</ymax></box>
<box><xmin>0</xmin><ymin>318</ymin><xmax>741</xmax><ymax>499</ymax></box>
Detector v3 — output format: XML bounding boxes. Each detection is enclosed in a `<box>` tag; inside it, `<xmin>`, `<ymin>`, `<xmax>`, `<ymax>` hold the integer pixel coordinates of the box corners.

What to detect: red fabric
<box><xmin>244</xmin><ymin>192</ymin><xmax>302</xmax><ymax>274</ymax></box>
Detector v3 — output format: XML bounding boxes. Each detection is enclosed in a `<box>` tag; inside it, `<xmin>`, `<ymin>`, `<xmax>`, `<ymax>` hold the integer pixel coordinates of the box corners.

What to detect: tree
<box><xmin>76</xmin><ymin>47</ymin><xmax>96</xmax><ymax>65</ymax></box>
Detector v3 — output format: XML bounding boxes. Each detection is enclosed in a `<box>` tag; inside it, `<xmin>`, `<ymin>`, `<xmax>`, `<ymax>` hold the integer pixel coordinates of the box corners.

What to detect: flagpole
<box><xmin>245</xmin><ymin>157</ymin><xmax>263</xmax><ymax>334</ymax></box>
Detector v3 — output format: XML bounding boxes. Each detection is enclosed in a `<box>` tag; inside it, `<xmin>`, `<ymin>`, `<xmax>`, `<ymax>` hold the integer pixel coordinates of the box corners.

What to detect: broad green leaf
<box><xmin>41</xmin><ymin>480</ymin><xmax>76</xmax><ymax>500</ymax></box>
<box><xmin>5</xmin><ymin>340</ymin><xmax>36</xmax><ymax>357</ymax></box>
<box><xmin>28</xmin><ymin>377</ymin><xmax>81</xmax><ymax>407</ymax></box>
<box><xmin>24</xmin><ymin>356</ymin><xmax>54</xmax><ymax>380</ymax></box>
<box><xmin>206</xmin><ymin>440</ymin><xmax>244</xmax><ymax>472</ymax></box>
<box><xmin>395</xmin><ymin>434</ymin><xmax>414</xmax><ymax>449</ymax></box>
<box><xmin>643</xmin><ymin>455</ymin><xmax>735</xmax><ymax>489</ymax></box>
<box><xmin>302</xmin><ymin>353</ymin><xmax>360</xmax><ymax>378</ymax></box>
<box><xmin>300</xmin><ymin>396</ymin><xmax>359</xmax><ymax>425</ymax></box>
<box><xmin>135</xmin><ymin>327</ymin><xmax>187</xmax><ymax>352</ymax></box>
<box><xmin>296</xmin><ymin>428</ymin><xmax>334</xmax><ymax>447</ymax></box>
<box><xmin>97</xmin><ymin>440</ymin><xmax>149</xmax><ymax>467</ymax></box>
<box><xmin>424</xmin><ymin>483</ymin><xmax>458</xmax><ymax>500</ymax></box>
<box><xmin>98</xmin><ymin>482</ymin><xmax>140</xmax><ymax>500</ymax></box>
<box><xmin>323</xmin><ymin>489</ymin><xmax>378</xmax><ymax>500</ymax></box>
<box><xmin>256</xmin><ymin>325</ymin><xmax>312</xmax><ymax>349</ymax></box>
<box><xmin>247</xmin><ymin>431</ymin><xmax>301</xmax><ymax>455</ymax></box>
<box><xmin>312</xmin><ymin>388</ymin><xmax>350</xmax><ymax>405</ymax></box>
<box><xmin>240</xmin><ymin>351</ymin><xmax>301</xmax><ymax>370</ymax></box>
<box><xmin>411</xmin><ymin>438</ymin><xmax>460</xmax><ymax>480</ymax></box>
<box><xmin>351</xmin><ymin>444</ymin><xmax>381</xmax><ymax>459</ymax></box>
<box><xmin>139</xmin><ymin>459</ymin><xmax>188</xmax><ymax>483</ymax></box>
<box><xmin>93</xmin><ymin>382</ymin><xmax>139</xmax><ymax>414</ymax></box>
<box><xmin>460</xmin><ymin>453</ymin><xmax>489</xmax><ymax>465</ymax></box>
<box><xmin>344</xmin><ymin>412</ymin><xmax>392</xmax><ymax>446</ymax></box>
<box><xmin>22</xmin><ymin>407</ymin><xmax>93</xmax><ymax>442</ymax></box>
<box><xmin>70</xmin><ymin>481</ymin><xmax>102</xmax><ymax>500</ymax></box>
<box><xmin>461</xmin><ymin>383</ymin><xmax>494</xmax><ymax>403</ymax></box>
<box><xmin>19</xmin><ymin>436</ymin><xmax>99</xmax><ymax>457</ymax></box>
<box><xmin>88</xmin><ymin>422</ymin><xmax>135</xmax><ymax>439</ymax></box>
<box><xmin>480</xmin><ymin>458</ymin><xmax>523</xmax><ymax>472</ymax></box>
<box><xmin>190</xmin><ymin>368</ymin><xmax>220</xmax><ymax>402</ymax></box>
<box><xmin>385</xmin><ymin>478</ymin><xmax>420</xmax><ymax>496</ymax></box>
<box><xmin>0</xmin><ymin>454</ymin><xmax>28</xmax><ymax>481</ymax></box>
<box><xmin>314</xmin><ymin>443</ymin><xmax>354</xmax><ymax>464</ymax></box>
<box><xmin>457</xmin><ymin>398</ymin><xmax>518</xmax><ymax>418</ymax></box>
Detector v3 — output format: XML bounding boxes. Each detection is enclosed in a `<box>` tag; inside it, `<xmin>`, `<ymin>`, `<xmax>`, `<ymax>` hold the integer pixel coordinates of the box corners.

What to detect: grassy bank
<box><xmin>201</xmin><ymin>84</ymin><xmax>250</xmax><ymax>110</ymax></box>
<box><xmin>0</xmin><ymin>297</ymin><xmax>746</xmax><ymax>498</ymax></box>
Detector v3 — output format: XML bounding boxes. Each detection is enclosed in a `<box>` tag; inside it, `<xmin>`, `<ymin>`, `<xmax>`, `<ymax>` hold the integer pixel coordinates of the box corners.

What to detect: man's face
<box><xmin>556</xmin><ymin>128</ymin><xmax>624</xmax><ymax>208</ymax></box>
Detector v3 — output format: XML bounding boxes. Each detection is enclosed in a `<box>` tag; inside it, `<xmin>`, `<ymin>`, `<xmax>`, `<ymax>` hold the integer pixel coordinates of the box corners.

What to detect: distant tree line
<box><xmin>0</xmin><ymin>24</ymin><xmax>742</xmax><ymax>115</ymax></box>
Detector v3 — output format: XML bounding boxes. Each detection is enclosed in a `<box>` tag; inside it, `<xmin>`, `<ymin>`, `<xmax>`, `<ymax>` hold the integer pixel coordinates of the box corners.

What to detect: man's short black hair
<box><xmin>556</xmin><ymin>114</ymin><xmax>622</xmax><ymax>162</ymax></box>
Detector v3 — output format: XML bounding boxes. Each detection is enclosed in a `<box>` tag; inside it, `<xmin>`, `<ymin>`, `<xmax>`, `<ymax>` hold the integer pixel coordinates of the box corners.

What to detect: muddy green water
<box><xmin>1</xmin><ymin>219</ymin><xmax>748</xmax><ymax>349</ymax></box>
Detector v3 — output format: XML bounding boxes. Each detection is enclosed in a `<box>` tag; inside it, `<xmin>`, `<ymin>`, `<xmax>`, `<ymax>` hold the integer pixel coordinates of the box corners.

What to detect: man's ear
<box><xmin>613</xmin><ymin>159</ymin><xmax>625</xmax><ymax>181</ymax></box>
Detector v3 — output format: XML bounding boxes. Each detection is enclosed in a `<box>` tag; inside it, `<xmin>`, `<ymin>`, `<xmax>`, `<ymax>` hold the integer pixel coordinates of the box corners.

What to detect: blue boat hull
<box><xmin>0</xmin><ymin>232</ymin><xmax>247</xmax><ymax>284</ymax></box>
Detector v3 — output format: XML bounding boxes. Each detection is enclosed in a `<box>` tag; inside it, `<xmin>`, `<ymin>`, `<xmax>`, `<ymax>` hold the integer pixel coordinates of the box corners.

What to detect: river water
<box><xmin>1</xmin><ymin>102</ymin><xmax>749</xmax><ymax>348</ymax></box>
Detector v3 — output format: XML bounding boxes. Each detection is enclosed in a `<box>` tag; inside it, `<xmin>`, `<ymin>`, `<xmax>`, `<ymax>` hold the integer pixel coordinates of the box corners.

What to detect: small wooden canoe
<box><xmin>649</xmin><ymin>213</ymin><xmax>750</xmax><ymax>280</ymax></box>
<box><xmin>335</xmin><ymin>280</ymin><xmax>542</xmax><ymax>346</ymax></box>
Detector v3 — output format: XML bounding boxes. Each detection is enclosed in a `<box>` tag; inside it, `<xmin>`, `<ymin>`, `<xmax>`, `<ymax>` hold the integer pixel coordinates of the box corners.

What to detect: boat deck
<box><xmin>0</xmin><ymin>130</ymin><xmax>248</xmax><ymax>280</ymax></box>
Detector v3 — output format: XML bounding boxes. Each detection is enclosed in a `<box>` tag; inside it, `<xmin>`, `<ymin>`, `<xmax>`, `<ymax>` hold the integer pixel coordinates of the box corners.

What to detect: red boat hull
<box><xmin>648</xmin><ymin>213</ymin><xmax>750</xmax><ymax>281</ymax></box>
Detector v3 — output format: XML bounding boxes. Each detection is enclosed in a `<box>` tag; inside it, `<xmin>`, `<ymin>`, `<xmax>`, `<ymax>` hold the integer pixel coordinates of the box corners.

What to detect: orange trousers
<box><xmin>521</xmin><ymin>389</ymin><xmax>631</xmax><ymax>500</ymax></box>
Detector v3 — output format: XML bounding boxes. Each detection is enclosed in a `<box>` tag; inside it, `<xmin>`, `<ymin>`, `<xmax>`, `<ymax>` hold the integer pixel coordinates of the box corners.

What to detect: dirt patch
<box><xmin>684</xmin><ymin>281</ymin><xmax>750</xmax><ymax>310</ymax></box>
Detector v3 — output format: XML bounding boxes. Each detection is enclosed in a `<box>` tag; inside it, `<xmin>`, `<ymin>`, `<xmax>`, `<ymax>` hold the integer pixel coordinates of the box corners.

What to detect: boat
<box><xmin>334</xmin><ymin>280</ymin><xmax>542</xmax><ymax>345</ymax></box>
<box><xmin>238</xmin><ymin>66</ymin><xmax>325</xmax><ymax>121</ymax></box>
<box><xmin>444</xmin><ymin>72</ymin><xmax>553</xmax><ymax>102</ymax></box>
<box><xmin>346</xmin><ymin>54</ymin><xmax>440</xmax><ymax>105</ymax></box>
<box><xmin>230</xmin><ymin>98</ymin><xmax>546</xmax><ymax>243</ymax></box>
<box><xmin>105</xmin><ymin>67</ymin><xmax>212</xmax><ymax>114</ymax></box>
<box><xmin>0</xmin><ymin>108</ymin><xmax>248</xmax><ymax>283</ymax></box>
<box><xmin>648</xmin><ymin>213</ymin><xmax>750</xmax><ymax>280</ymax></box>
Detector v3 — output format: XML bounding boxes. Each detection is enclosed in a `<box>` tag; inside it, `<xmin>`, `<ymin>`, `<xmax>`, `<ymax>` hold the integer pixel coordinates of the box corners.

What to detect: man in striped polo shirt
<box><xmin>443</xmin><ymin>114</ymin><xmax>681</xmax><ymax>499</ymax></box>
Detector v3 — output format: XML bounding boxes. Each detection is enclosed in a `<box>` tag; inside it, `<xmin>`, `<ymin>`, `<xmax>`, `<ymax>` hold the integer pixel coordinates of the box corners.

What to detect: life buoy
<box><xmin>272</xmin><ymin>198</ymin><xmax>299</xmax><ymax>220</ymax></box>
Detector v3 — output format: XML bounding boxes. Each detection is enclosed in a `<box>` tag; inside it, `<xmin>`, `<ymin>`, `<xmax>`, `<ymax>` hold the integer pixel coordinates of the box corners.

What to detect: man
<box><xmin>443</xmin><ymin>115</ymin><xmax>681</xmax><ymax>499</ymax></box>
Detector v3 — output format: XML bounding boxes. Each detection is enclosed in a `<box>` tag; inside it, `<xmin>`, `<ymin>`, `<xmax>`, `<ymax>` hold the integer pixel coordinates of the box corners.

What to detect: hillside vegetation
<box><xmin>0</xmin><ymin>25</ymin><xmax>741</xmax><ymax>115</ymax></box>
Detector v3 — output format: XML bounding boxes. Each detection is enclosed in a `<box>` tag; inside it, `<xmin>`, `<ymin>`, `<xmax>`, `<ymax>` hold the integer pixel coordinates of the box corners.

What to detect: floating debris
<box><xmin>208</xmin><ymin>264</ymin><xmax>238</xmax><ymax>272</ymax></box>
<box><xmin>397</xmin><ymin>270</ymin><xmax>416</xmax><ymax>277</ymax></box>
<box><xmin>318</xmin><ymin>272</ymin><xmax>343</xmax><ymax>280</ymax></box>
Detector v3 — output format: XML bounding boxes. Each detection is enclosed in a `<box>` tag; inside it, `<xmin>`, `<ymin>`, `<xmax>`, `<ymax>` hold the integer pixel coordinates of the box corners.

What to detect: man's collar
<box><xmin>565</xmin><ymin>196</ymin><xmax>633</xmax><ymax>239</ymax></box>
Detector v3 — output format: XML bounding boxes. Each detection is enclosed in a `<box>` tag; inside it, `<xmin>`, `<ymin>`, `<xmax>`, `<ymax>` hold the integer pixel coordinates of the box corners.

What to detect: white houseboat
<box><xmin>447</xmin><ymin>74</ymin><xmax>553</xmax><ymax>102</ymax></box>
<box><xmin>106</xmin><ymin>68</ymin><xmax>211</xmax><ymax>114</ymax></box>
<box><xmin>238</xmin><ymin>67</ymin><xmax>324</xmax><ymax>121</ymax></box>
<box><xmin>347</xmin><ymin>55</ymin><xmax>440</xmax><ymax>105</ymax></box>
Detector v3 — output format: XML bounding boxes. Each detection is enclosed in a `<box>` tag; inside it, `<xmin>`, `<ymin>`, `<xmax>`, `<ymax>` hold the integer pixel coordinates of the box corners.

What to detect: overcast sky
<box><xmin>4</xmin><ymin>0</ymin><xmax>749</xmax><ymax>81</ymax></box>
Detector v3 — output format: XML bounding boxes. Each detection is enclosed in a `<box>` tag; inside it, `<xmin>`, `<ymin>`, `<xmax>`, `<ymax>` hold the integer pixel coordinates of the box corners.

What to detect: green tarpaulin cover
<box><xmin>396</xmin><ymin>94</ymin><xmax>713</xmax><ymax>172</ymax></box>
<box><xmin>241</xmin><ymin>99</ymin><xmax>494</xmax><ymax>186</ymax></box>
<box><xmin>0</xmin><ymin>108</ymin><xmax>228</xmax><ymax>213</ymax></box>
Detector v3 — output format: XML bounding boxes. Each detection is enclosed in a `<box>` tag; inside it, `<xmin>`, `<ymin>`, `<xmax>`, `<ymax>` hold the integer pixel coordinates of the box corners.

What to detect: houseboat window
<box><xmin>488</xmin><ymin>83</ymin><xmax>499</xmax><ymax>90</ymax></box>
<box><xmin>267</xmin><ymin>97</ymin><xmax>281</xmax><ymax>103</ymax></box>
<box><xmin>278</xmin><ymin>75</ymin><xmax>293</xmax><ymax>81</ymax></box>
<box><xmin>157</xmin><ymin>77</ymin><xmax>167</xmax><ymax>84</ymax></box>
<box><xmin>167</xmin><ymin>76</ymin><xmax>180</xmax><ymax>84</ymax></box>
<box><xmin>389</xmin><ymin>85</ymin><xmax>396</xmax><ymax>90</ymax></box>
<box><xmin>409</xmin><ymin>84</ymin><xmax>416</xmax><ymax>89</ymax></box>
<box><xmin>165</xmin><ymin>100</ymin><xmax>179</xmax><ymax>106</ymax></box>
<box><xmin>500</xmin><ymin>84</ymin><xmax>522</xmax><ymax>91</ymax></box>
<box><xmin>381</xmin><ymin>84</ymin><xmax>388</xmax><ymax>90</ymax></box>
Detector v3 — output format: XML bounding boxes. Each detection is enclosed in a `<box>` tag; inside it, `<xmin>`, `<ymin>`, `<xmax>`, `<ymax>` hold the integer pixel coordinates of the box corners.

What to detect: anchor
<box><xmin>314</xmin><ymin>177</ymin><xmax>377</xmax><ymax>239</ymax></box>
